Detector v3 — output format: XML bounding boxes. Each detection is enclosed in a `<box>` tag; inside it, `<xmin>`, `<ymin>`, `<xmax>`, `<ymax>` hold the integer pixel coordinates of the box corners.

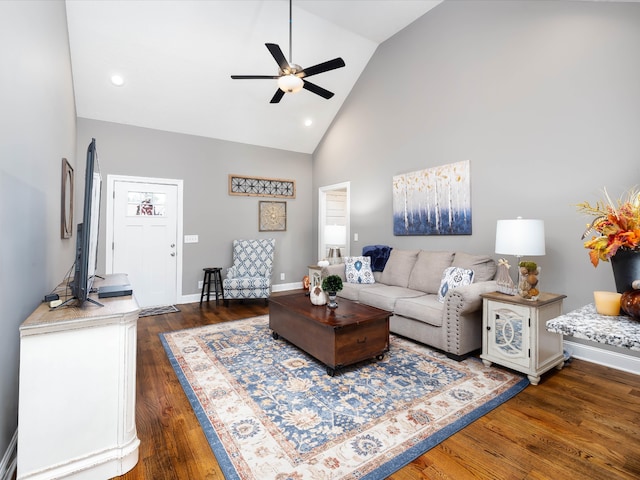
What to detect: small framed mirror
<box><xmin>61</xmin><ymin>158</ymin><xmax>74</xmax><ymax>239</ymax></box>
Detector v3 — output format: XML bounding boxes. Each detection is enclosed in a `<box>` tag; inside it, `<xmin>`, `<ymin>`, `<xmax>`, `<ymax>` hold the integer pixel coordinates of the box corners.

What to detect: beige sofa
<box><xmin>322</xmin><ymin>249</ymin><xmax>497</xmax><ymax>360</ymax></box>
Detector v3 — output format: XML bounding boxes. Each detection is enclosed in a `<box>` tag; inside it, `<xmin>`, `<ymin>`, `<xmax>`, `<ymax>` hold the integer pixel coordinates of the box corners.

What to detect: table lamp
<box><xmin>495</xmin><ymin>217</ymin><xmax>546</xmax><ymax>300</ymax></box>
<box><xmin>325</xmin><ymin>225</ymin><xmax>346</xmax><ymax>264</ymax></box>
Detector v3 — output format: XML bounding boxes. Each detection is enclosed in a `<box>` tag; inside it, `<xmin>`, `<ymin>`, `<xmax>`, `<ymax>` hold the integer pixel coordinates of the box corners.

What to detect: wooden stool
<box><xmin>200</xmin><ymin>267</ymin><xmax>224</xmax><ymax>306</ymax></box>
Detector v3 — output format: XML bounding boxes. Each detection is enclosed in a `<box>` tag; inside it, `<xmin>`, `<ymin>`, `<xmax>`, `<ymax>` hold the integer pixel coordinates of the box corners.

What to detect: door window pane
<box><xmin>127</xmin><ymin>191</ymin><xmax>166</xmax><ymax>216</ymax></box>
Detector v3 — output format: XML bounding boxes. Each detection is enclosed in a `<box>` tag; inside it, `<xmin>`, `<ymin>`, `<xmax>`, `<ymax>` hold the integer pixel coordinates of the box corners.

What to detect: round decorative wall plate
<box><xmin>259</xmin><ymin>201</ymin><xmax>286</xmax><ymax>231</ymax></box>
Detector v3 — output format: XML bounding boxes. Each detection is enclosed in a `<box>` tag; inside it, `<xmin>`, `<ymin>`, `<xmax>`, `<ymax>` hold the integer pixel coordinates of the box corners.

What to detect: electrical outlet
<box><xmin>354</xmin><ymin>233</ymin><xmax>359</xmax><ymax>241</ymax></box>
<box><xmin>280</xmin><ymin>273</ymin><xmax>285</xmax><ymax>280</ymax></box>
<box><xmin>198</xmin><ymin>280</ymin><xmax>203</xmax><ymax>289</ymax></box>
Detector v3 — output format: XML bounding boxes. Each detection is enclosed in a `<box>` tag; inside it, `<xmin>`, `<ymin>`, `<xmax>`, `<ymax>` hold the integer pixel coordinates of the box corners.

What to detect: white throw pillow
<box><xmin>344</xmin><ymin>256</ymin><xmax>375</xmax><ymax>284</ymax></box>
<box><xmin>438</xmin><ymin>267</ymin><xmax>474</xmax><ymax>302</ymax></box>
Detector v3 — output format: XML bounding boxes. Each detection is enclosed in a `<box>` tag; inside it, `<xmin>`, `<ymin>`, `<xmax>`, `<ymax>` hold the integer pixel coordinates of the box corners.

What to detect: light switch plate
<box><xmin>184</xmin><ymin>234</ymin><xmax>199</xmax><ymax>243</ymax></box>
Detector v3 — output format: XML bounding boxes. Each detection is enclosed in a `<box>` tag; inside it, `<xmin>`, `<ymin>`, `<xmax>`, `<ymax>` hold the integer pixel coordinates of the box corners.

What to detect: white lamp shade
<box><xmin>495</xmin><ymin>218</ymin><xmax>546</xmax><ymax>256</ymax></box>
<box><xmin>325</xmin><ymin>225</ymin><xmax>346</xmax><ymax>246</ymax></box>
<box><xmin>277</xmin><ymin>74</ymin><xmax>303</xmax><ymax>93</ymax></box>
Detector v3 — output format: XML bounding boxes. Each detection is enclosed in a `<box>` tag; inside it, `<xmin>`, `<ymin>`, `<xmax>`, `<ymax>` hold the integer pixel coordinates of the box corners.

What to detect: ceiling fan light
<box><xmin>277</xmin><ymin>74</ymin><xmax>303</xmax><ymax>93</ymax></box>
<box><xmin>110</xmin><ymin>74</ymin><xmax>125</xmax><ymax>86</ymax></box>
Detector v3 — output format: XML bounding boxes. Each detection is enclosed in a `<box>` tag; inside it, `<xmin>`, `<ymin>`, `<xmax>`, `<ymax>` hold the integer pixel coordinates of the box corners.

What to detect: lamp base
<box><xmin>517</xmin><ymin>261</ymin><xmax>540</xmax><ymax>301</ymax></box>
<box><xmin>328</xmin><ymin>248</ymin><xmax>342</xmax><ymax>265</ymax></box>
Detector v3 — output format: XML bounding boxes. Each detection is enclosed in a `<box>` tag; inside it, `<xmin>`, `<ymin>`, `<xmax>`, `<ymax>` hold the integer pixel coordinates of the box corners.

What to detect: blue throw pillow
<box><xmin>345</xmin><ymin>256</ymin><xmax>375</xmax><ymax>284</ymax></box>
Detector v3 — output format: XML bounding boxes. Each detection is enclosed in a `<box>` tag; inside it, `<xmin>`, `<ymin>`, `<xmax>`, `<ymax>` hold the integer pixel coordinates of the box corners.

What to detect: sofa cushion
<box><xmin>378</xmin><ymin>249</ymin><xmax>419</xmax><ymax>287</ymax></box>
<box><xmin>394</xmin><ymin>294</ymin><xmax>444</xmax><ymax>327</ymax></box>
<box><xmin>407</xmin><ymin>250</ymin><xmax>455</xmax><ymax>294</ymax></box>
<box><xmin>452</xmin><ymin>252</ymin><xmax>497</xmax><ymax>282</ymax></box>
<box><xmin>321</xmin><ymin>264</ymin><xmax>346</xmax><ymax>281</ymax></box>
<box><xmin>344</xmin><ymin>256</ymin><xmax>375</xmax><ymax>284</ymax></box>
<box><xmin>338</xmin><ymin>282</ymin><xmax>377</xmax><ymax>301</ymax></box>
<box><xmin>358</xmin><ymin>285</ymin><xmax>425</xmax><ymax>311</ymax></box>
<box><xmin>438</xmin><ymin>266</ymin><xmax>474</xmax><ymax>302</ymax></box>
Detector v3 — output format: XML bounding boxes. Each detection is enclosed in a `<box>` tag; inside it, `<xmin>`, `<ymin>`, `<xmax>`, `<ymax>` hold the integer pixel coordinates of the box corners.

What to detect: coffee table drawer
<box><xmin>334</xmin><ymin>319</ymin><xmax>389</xmax><ymax>367</ymax></box>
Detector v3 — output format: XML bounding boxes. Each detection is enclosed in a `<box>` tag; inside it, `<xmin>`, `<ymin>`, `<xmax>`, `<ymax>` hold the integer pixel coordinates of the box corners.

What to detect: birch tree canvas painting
<box><xmin>393</xmin><ymin>160</ymin><xmax>471</xmax><ymax>235</ymax></box>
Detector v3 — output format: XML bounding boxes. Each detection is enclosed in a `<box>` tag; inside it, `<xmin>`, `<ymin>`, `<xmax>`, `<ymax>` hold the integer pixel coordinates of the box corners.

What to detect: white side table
<box><xmin>480</xmin><ymin>291</ymin><xmax>566</xmax><ymax>385</ymax></box>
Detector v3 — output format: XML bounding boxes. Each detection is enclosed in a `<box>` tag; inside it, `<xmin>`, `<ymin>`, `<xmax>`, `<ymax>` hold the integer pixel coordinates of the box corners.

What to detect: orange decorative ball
<box><xmin>620</xmin><ymin>289</ymin><xmax>640</xmax><ymax>320</ymax></box>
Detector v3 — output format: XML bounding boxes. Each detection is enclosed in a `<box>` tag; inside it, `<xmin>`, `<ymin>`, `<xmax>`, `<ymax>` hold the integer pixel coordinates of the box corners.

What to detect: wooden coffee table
<box><xmin>269</xmin><ymin>291</ymin><xmax>391</xmax><ymax>376</ymax></box>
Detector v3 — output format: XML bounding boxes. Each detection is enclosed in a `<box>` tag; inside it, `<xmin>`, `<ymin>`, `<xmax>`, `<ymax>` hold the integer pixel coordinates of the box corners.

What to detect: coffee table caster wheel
<box><xmin>326</xmin><ymin>367</ymin><xmax>335</xmax><ymax>377</ymax></box>
<box><xmin>272</xmin><ymin>331</ymin><xmax>279</xmax><ymax>340</ymax></box>
<box><xmin>376</xmin><ymin>354</ymin><xmax>384</xmax><ymax>361</ymax></box>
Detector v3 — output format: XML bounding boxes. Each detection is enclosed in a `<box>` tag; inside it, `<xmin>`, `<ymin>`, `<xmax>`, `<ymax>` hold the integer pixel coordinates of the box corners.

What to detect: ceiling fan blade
<box><xmin>302</xmin><ymin>80</ymin><xmax>334</xmax><ymax>100</ymax></box>
<box><xmin>231</xmin><ymin>75</ymin><xmax>280</xmax><ymax>79</ymax></box>
<box><xmin>270</xmin><ymin>89</ymin><xmax>285</xmax><ymax>104</ymax></box>
<box><xmin>265</xmin><ymin>43</ymin><xmax>290</xmax><ymax>72</ymax></box>
<box><xmin>299</xmin><ymin>58</ymin><xmax>345</xmax><ymax>78</ymax></box>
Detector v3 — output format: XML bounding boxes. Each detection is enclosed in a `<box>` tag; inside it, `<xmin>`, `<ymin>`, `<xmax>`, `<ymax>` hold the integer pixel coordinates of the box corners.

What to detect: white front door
<box><xmin>107</xmin><ymin>177</ymin><xmax>181</xmax><ymax>307</ymax></box>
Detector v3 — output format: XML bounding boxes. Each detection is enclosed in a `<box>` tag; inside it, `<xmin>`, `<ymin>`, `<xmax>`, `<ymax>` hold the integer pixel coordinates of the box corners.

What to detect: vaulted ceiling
<box><xmin>65</xmin><ymin>0</ymin><xmax>442</xmax><ymax>154</ymax></box>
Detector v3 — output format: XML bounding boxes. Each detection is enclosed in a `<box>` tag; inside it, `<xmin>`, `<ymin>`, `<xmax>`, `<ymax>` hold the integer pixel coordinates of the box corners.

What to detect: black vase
<box><xmin>610</xmin><ymin>249</ymin><xmax>640</xmax><ymax>293</ymax></box>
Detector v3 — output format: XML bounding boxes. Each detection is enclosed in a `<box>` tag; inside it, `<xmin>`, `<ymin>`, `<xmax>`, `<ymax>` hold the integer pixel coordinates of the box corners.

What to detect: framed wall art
<box><xmin>229</xmin><ymin>174</ymin><xmax>295</xmax><ymax>198</ymax></box>
<box><xmin>61</xmin><ymin>158</ymin><xmax>74</xmax><ymax>239</ymax></box>
<box><xmin>259</xmin><ymin>201</ymin><xmax>287</xmax><ymax>232</ymax></box>
<box><xmin>393</xmin><ymin>160</ymin><xmax>471</xmax><ymax>236</ymax></box>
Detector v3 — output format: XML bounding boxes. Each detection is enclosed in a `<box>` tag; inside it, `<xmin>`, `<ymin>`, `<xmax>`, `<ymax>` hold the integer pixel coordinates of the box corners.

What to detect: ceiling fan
<box><xmin>230</xmin><ymin>0</ymin><xmax>346</xmax><ymax>104</ymax></box>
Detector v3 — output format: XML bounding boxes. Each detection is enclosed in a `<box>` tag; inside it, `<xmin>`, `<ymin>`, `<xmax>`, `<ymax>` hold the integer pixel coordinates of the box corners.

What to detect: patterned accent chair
<box><xmin>223</xmin><ymin>239</ymin><xmax>275</xmax><ymax>306</ymax></box>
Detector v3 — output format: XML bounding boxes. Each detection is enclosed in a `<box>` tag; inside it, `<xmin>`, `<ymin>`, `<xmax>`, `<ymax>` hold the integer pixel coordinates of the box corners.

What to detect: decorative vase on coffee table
<box><xmin>327</xmin><ymin>292</ymin><xmax>338</xmax><ymax>309</ymax></box>
<box><xmin>310</xmin><ymin>286</ymin><xmax>327</xmax><ymax>306</ymax></box>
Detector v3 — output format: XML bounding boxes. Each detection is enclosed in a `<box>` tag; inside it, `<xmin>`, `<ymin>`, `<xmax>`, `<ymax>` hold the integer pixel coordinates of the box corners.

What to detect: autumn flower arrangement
<box><xmin>576</xmin><ymin>187</ymin><xmax>640</xmax><ymax>267</ymax></box>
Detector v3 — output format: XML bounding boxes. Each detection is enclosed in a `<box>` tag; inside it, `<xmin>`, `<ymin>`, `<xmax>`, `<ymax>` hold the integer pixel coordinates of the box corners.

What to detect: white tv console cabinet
<box><xmin>17</xmin><ymin>275</ymin><xmax>140</xmax><ymax>480</ymax></box>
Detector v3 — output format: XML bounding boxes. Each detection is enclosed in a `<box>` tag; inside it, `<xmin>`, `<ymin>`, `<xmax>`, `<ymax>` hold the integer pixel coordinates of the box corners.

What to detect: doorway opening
<box><xmin>318</xmin><ymin>182</ymin><xmax>350</xmax><ymax>263</ymax></box>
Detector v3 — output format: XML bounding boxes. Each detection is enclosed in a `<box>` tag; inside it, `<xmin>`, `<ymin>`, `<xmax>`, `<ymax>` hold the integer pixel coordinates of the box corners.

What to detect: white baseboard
<box><xmin>1</xmin><ymin>428</ymin><xmax>17</xmax><ymax>480</ymax></box>
<box><xmin>564</xmin><ymin>340</ymin><xmax>640</xmax><ymax>375</ymax></box>
<box><xmin>179</xmin><ymin>293</ymin><xmax>201</xmax><ymax>304</ymax></box>
<box><xmin>272</xmin><ymin>282</ymin><xmax>301</xmax><ymax>292</ymax></box>
<box><xmin>178</xmin><ymin>282</ymin><xmax>300</xmax><ymax>305</ymax></box>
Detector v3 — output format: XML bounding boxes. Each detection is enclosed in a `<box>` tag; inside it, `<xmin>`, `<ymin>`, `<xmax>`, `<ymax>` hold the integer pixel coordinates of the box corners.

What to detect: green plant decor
<box><xmin>322</xmin><ymin>275</ymin><xmax>343</xmax><ymax>293</ymax></box>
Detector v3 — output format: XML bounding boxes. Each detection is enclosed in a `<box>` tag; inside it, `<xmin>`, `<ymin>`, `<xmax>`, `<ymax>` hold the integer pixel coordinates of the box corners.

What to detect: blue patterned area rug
<box><xmin>160</xmin><ymin>315</ymin><xmax>528</xmax><ymax>479</ymax></box>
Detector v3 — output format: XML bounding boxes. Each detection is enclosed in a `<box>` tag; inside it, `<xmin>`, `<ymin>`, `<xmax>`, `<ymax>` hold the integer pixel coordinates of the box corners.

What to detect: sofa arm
<box><xmin>443</xmin><ymin>281</ymin><xmax>497</xmax><ymax>315</ymax></box>
<box><xmin>442</xmin><ymin>281</ymin><xmax>497</xmax><ymax>358</ymax></box>
<box><xmin>321</xmin><ymin>264</ymin><xmax>347</xmax><ymax>281</ymax></box>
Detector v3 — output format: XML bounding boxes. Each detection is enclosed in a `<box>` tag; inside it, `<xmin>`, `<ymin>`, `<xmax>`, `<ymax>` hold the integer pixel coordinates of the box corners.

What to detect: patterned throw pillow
<box><xmin>438</xmin><ymin>267</ymin><xmax>474</xmax><ymax>302</ymax></box>
<box><xmin>344</xmin><ymin>256</ymin><xmax>375</xmax><ymax>284</ymax></box>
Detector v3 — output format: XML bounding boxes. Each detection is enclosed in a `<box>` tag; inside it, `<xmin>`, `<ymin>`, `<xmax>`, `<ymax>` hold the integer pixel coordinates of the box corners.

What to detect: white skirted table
<box><xmin>546</xmin><ymin>303</ymin><xmax>640</xmax><ymax>352</ymax></box>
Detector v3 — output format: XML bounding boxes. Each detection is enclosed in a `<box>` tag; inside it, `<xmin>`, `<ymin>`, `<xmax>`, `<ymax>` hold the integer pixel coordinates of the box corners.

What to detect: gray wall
<box><xmin>76</xmin><ymin>119</ymin><xmax>313</xmax><ymax>297</ymax></box>
<box><xmin>314</xmin><ymin>0</ymin><xmax>640</xmax><ymax>314</ymax></box>
<box><xmin>0</xmin><ymin>0</ymin><xmax>77</xmax><ymax>461</ymax></box>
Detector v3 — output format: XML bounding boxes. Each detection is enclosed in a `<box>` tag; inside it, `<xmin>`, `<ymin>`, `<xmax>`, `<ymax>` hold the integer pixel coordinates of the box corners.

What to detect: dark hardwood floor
<box><xmin>116</xmin><ymin>299</ymin><xmax>640</xmax><ymax>480</ymax></box>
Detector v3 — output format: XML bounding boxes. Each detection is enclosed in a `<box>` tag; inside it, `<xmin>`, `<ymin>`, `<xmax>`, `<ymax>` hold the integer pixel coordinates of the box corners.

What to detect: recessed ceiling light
<box><xmin>110</xmin><ymin>74</ymin><xmax>125</xmax><ymax>87</ymax></box>
<box><xmin>304</xmin><ymin>118</ymin><xmax>313</xmax><ymax>127</ymax></box>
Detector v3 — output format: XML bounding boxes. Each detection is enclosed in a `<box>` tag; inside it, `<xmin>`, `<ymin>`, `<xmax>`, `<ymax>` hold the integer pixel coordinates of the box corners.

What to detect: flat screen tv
<box><xmin>62</xmin><ymin>138</ymin><xmax>103</xmax><ymax>307</ymax></box>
